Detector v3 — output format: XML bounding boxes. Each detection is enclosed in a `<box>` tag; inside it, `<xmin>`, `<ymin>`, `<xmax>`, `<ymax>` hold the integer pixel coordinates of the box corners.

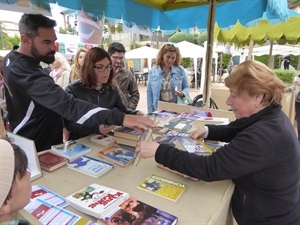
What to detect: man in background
<box><xmin>108</xmin><ymin>42</ymin><xmax>140</xmax><ymax>110</ymax></box>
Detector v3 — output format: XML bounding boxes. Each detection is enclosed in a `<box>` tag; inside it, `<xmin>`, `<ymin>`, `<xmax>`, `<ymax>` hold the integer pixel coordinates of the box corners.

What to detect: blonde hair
<box><xmin>71</xmin><ymin>48</ymin><xmax>87</xmax><ymax>82</ymax></box>
<box><xmin>225</xmin><ymin>60</ymin><xmax>285</xmax><ymax>106</ymax></box>
<box><xmin>156</xmin><ymin>44</ymin><xmax>181</xmax><ymax>68</ymax></box>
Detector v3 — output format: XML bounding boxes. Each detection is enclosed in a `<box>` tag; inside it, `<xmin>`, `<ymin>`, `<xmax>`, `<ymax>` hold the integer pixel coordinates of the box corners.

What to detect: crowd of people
<box><xmin>0</xmin><ymin>12</ymin><xmax>300</xmax><ymax>225</ymax></box>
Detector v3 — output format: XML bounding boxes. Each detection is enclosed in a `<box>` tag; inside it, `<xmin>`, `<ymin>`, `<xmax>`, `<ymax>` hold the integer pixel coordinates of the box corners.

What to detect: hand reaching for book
<box><xmin>99</xmin><ymin>124</ymin><xmax>114</xmax><ymax>134</ymax></box>
<box><xmin>135</xmin><ymin>141</ymin><xmax>159</xmax><ymax>158</ymax></box>
<box><xmin>123</xmin><ymin>115</ymin><xmax>156</xmax><ymax>133</ymax></box>
<box><xmin>189</xmin><ymin>126</ymin><xmax>206</xmax><ymax>139</ymax></box>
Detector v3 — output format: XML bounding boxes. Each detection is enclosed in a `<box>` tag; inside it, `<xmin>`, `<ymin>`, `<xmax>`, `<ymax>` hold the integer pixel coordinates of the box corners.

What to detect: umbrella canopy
<box><xmin>215</xmin><ymin>9</ymin><xmax>300</xmax><ymax>46</ymax></box>
<box><xmin>125</xmin><ymin>46</ymin><xmax>158</xmax><ymax>59</ymax></box>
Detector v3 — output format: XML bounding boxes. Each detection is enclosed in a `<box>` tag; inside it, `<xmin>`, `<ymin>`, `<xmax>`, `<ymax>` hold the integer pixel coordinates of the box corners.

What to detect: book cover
<box><xmin>157</xmin><ymin>164</ymin><xmax>199</xmax><ymax>182</ymax></box>
<box><xmin>164</xmin><ymin>121</ymin><xmax>192</xmax><ymax>132</ymax></box>
<box><xmin>164</xmin><ymin>129</ymin><xmax>189</xmax><ymax>137</ymax></box>
<box><xmin>152</xmin><ymin>126</ymin><xmax>170</xmax><ymax>135</ymax></box>
<box><xmin>113</xmin><ymin>127</ymin><xmax>141</xmax><ymax>141</ymax></box>
<box><xmin>90</xmin><ymin>134</ymin><xmax>116</xmax><ymax>147</ymax></box>
<box><xmin>31</xmin><ymin>184</ymin><xmax>68</xmax><ymax>208</ymax></box>
<box><xmin>155</xmin><ymin>135</ymin><xmax>177</xmax><ymax>145</ymax></box>
<box><xmin>24</xmin><ymin>198</ymin><xmax>98</xmax><ymax>225</ymax></box>
<box><xmin>37</xmin><ymin>150</ymin><xmax>68</xmax><ymax>172</ymax></box>
<box><xmin>137</xmin><ymin>174</ymin><xmax>187</xmax><ymax>202</ymax></box>
<box><xmin>51</xmin><ymin>140</ymin><xmax>92</xmax><ymax>161</ymax></box>
<box><xmin>7</xmin><ymin>132</ymin><xmax>42</xmax><ymax>181</ymax></box>
<box><xmin>169</xmin><ymin>117</ymin><xmax>196</xmax><ymax>125</ymax></box>
<box><xmin>115</xmin><ymin>136</ymin><xmax>137</xmax><ymax>147</ymax></box>
<box><xmin>99</xmin><ymin>197</ymin><xmax>178</xmax><ymax>225</ymax></box>
<box><xmin>67</xmin><ymin>155</ymin><xmax>114</xmax><ymax>178</ymax></box>
<box><xmin>151</xmin><ymin>110</ymin><xmax>179</xmax><ymax>119</ymax></box>
<box><xmin>177</xmin><ymin>137</ymin><xmax>211</xmax><ymax>154</ymax></box>
<box><xmin>98</xmin><ymin>146</ymin><xmax>136</xmax><ymax>167</ymax></box>
<box><xmin>65</xmin><ymin>183</ymin><xmax>130</xmax><ymax>219</ymax></box>
<box><xmin>132</xmin><ymin>128</ymin><xmax>153</xmax><ymax>167</ymax></box>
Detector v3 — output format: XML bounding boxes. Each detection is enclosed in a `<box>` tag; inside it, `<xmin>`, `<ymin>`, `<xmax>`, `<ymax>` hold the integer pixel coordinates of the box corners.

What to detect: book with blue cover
<box><xmin>51</xmin><ymin>140</ymin><xmax>92</xmax><ymax>161</ymax></box>
<box><xmin>67</xmin><ymin>155</ymin><xmax>114</xmax><ymax>178</ymax></box>
<box><xmin>98</xmin><ymin>145</ymin><xmax>135</xmax><ymax>167</ymax></box>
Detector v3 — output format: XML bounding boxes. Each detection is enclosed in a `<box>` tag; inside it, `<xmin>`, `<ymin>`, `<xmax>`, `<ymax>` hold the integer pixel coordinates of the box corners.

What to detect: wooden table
<box><xmin>18</xmin><ymin>135</ymin><xmax>235</xmax><ymax>225</ymax></box>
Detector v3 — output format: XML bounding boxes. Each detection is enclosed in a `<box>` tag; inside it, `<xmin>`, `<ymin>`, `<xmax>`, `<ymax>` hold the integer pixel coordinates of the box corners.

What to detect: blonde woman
<box><xmin>49</xmin><ymin>52</ymin><xmax>71</xmax><ymax>89</ymax></box>
<box><xmin>70</xmin><ymin>48</ymin><xmax>87</xmax><ymax>82</ymax></box>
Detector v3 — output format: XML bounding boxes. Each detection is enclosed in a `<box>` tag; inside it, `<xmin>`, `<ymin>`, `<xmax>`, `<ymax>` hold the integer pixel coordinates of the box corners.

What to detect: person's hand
<box><xmin>99</xmin><ymin>125</ymin><xmax>114</xmax><ymax>134</ymax></box>
<box><xmin>123</xmin><ymin>114</ymin><xmax>156</xmax><ymax>133</ymax></box>
<box><xmin>189</xmin><ymin>127</ymin><xmax>206</xmax><ymax>139</ymax></box>
<box><xmin>135</xmin><ymin>141</ymin><xmax>159</xmax><ymax>158</ymax></box>
<box><xmin>136</xmin><ymin>110</ymin><xmax>145</xmax><ymax>116</ymax></box>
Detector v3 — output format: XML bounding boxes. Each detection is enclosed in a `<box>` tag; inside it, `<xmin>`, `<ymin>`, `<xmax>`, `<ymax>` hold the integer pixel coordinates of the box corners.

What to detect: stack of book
<box><xmin>113</xmin><ymin>126</ymin><xmax>141</xmax><ymax>147</ymax></box>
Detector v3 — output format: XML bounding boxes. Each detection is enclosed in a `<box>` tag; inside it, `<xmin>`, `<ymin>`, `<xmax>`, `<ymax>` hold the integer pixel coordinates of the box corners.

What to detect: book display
<box><xmin>67</xmin><ymin>155</ymin><xmax>114</xmax><ymax>178</ymax></box>
<box><xmin>100</xmin><ymin>197</ymin><xmax>178</xmax><ymax>225</ymax></box>
<box><xmin>37</xmin><ymin>151</ymin><xmax>68</xmax><ymax>172</ymax></box>
<box><xmin>137</xmin><ymin>174</ymin><xmax>187</xmax><ymax>202</ymax></box>
<box><xmin>98</xmin><ymin>145</ymin><xmax>136</xmax><ymax>167</ymax></box>
<box><xmin>90</xmin><ymin>134</ymin><xmax>116</xmax><ymax>147</ymax></box>
<box><xmin>7</xmin><ymin>132</ymin><xmax>42</xmax><ymax>181</ymax></box>
<box><xmin>51</xmin><ymin>140</ymin><xmax>92</xmax><ymax>161</ymax></box>
<box><xmin>66</xmin><ymin>183</ymin><xmax>130</xmax><ymax>218</ymax></box>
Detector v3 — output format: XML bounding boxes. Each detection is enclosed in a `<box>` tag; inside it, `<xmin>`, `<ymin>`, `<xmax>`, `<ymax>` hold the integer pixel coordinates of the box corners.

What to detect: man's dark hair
<box><xmin>19</xmin><ymin>14</ymin><xmax>57</xmax><ymax>39</ymax></box>
<box><xmin>108</xmin><ymin>42</ymin><xmax>126</xmax><ymax>55</ymax></box>
<box><xmin>13</xmin><ymin>45</ymin><xmax>19</xmax><ymax>51</ymax></box>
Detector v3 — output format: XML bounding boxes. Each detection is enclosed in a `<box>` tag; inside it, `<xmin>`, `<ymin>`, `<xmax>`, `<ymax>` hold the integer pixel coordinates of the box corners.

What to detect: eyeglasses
<box><xmin>94</xmin><ymin>64</ymin><xmax>113</xmax><ymax>72</ymax></box>
<box><xmin>111</xmin><ymin>56</ymin><xmax>124</xmax><ymax>61</ymax></box>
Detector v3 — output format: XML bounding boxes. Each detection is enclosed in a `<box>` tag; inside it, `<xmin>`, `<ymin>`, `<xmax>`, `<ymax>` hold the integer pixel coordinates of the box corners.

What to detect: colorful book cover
<box><xmin>99</xmin><ymin>197</ymin><xmax>178</xmax><ymax>225</ymax></box>
<box><xmin>51</xmin><ymin>141</ymin><xmax>91</xmax><ymax>161</ymax></box>
<box><xmin>98</xmin><ymin>146</ymin><xmax>135</xmax><ymax>167</ymax></box>
<box><xmin>137</xmin><ymin>174</ymin><xmax>187</xmax><ymax>202</ymax></box>
<box><xmin>65</xmin><ymin>183</ymin><xmax>130</xmax><ymax>218</ymax></box>
<box><xmin>177</xmin><ymin>137</ymin><xmax>210</xmax><ymax>154</ymax></box>
<box><xmin>67</xmin><ymin>155</ymin><xmax>114</xmax><ymax>178</ymax></box>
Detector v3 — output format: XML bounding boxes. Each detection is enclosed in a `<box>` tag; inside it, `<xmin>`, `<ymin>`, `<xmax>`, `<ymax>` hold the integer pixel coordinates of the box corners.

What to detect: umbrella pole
<box><xmin>203</xmin><ymin>0</ymin><xmax>216</xmax><ymax>105</ymax></box>
<box><xmin>268</xmin><ymin>41</ymin><xmax>274</xmax><ymax>68</ymax></box>
<box><xmin>247</xmin><ymin>39</ymin><xmax>254</xmax><ymax>60</ymax></box>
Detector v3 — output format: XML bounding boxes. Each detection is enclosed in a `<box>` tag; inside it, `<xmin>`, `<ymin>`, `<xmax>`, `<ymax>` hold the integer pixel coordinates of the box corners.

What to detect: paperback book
<box><xmin>177</xmin><ymin>137</ymin><xmax>212</xmax><ymax>154</ymax></box>
<box><xmin>115</xmin><ymin>136</ymin><xmax>137</xmax><ymax>147</ymax></box>
<box><xmin>155</xmin><ymin>135</ymin><xmax>177</xmax><ymax>145</ymax></box>
<box><xmin>37</xmin><ymin>150</ymin><xmax>68</xmax><ymax>172</ymax></box>
<box><xmin>164</xmin><ymin>121</ymin><xmax>192</xmax><ymax>132</ymax></box>
<box><xmin>151</xmin><ymin>110</ymin><xmax>179</xmax><ymax>119</ymax></box>
<box><xmin>7</xmin><ymin>132</ymin><xmax>42</xmax><ymax>181</ymax></box>
<box><xmin>90</xmin><ymin>134</ymin><xmax>116</xmax><ymax>147</ymax></box>
<box><xmin>51</xmin><ymin>140</ymin><xmax>92</xmax><ymax>161</ymax></box>
<box><xmin>99</xmin><ymin>197</ymin><xmax>178</xmax><ymax>225</ymax></box>
<box><xmin>67</xmin><ymin>155</ymin><xmax>114</xmax><ymax>178</ymax></box>
<box><xmin>25</xmin><ymin>198</ymin><xmax>97</xmax><ymax>225</ymax></box>
<box><xmin>31</xmin><ymin>184</ymin><xmax>68</xmax><ymax>208</ymax></box>
<box><xmin>137</xmin><ymin>174</ymin><xmax>187</xmax><ymax>202</ymax></box>
<box><xmin>113</xmin><ymin>126</ymin><xmax>141</xmax><ymax>141</ymax></box>
<box><xmin>98</xmin><ymin>145</ymin><xmax>136</xmax><ymax>167</ymax></box>
<box><xmin>65</xmin><ymin>183</ymin><xmax>130</xmax><ymax>218</ymax></box>
<box><xmin>132</xmin><ymin>128</ymin><xmax>153</xmax><ymax>167</ymax></box>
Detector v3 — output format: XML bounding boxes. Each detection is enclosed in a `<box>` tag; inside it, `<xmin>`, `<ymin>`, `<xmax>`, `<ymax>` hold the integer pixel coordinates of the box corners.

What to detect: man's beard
<box><xmin>31</xmin><ymin>43</ymin><xmax>55</xmax><ymax>64</ymax></box>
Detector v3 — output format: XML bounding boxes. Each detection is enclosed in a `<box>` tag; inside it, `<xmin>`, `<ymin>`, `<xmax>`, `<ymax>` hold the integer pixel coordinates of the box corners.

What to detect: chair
<box><xmin>192</xmin><ymin>94</ymin><xmax>218</xmax><ymax>109</ymax></box>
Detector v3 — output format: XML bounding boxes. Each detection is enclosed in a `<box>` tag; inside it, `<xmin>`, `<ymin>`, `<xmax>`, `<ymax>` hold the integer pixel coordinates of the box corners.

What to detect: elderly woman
<box><xmin>137</xmin><ymin>60</ymin><xmax>300</xmax><ymax>224</ymax></box>
<box><xmin>49</xmin><ymin>52</ymin><xmax>71</xmax><ymax>89</ymax></box>
<box><xmin>147</xmin><ymin>43</ymin><xmax>190</xmax><ymax>114</ymax></box>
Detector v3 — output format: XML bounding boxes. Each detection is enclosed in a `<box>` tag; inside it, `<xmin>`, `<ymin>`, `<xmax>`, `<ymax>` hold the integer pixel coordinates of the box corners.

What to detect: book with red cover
<box><xmin>38</xmin><ymin>151</ymin><xmax>68</xmax><ymax>172</ymax></box>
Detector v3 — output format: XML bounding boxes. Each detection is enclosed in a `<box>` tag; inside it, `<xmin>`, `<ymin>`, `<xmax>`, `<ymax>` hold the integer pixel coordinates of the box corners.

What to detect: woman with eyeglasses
<box><xmin>147</xmin><ymin>43</ymin><xmax>190</xmax><ymax>114</ymax></box>
<box><xmin>64</xmin><ymin>47</ymin><xmax>143</xmax><ymax>140</ymax></box>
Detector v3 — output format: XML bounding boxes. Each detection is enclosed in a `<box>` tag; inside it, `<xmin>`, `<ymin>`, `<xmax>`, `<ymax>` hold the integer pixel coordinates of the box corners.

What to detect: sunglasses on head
<box><xmin>163</xmin><ymin>43</ymin><xmax>176</xmax><ymax>50</ymax></box>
